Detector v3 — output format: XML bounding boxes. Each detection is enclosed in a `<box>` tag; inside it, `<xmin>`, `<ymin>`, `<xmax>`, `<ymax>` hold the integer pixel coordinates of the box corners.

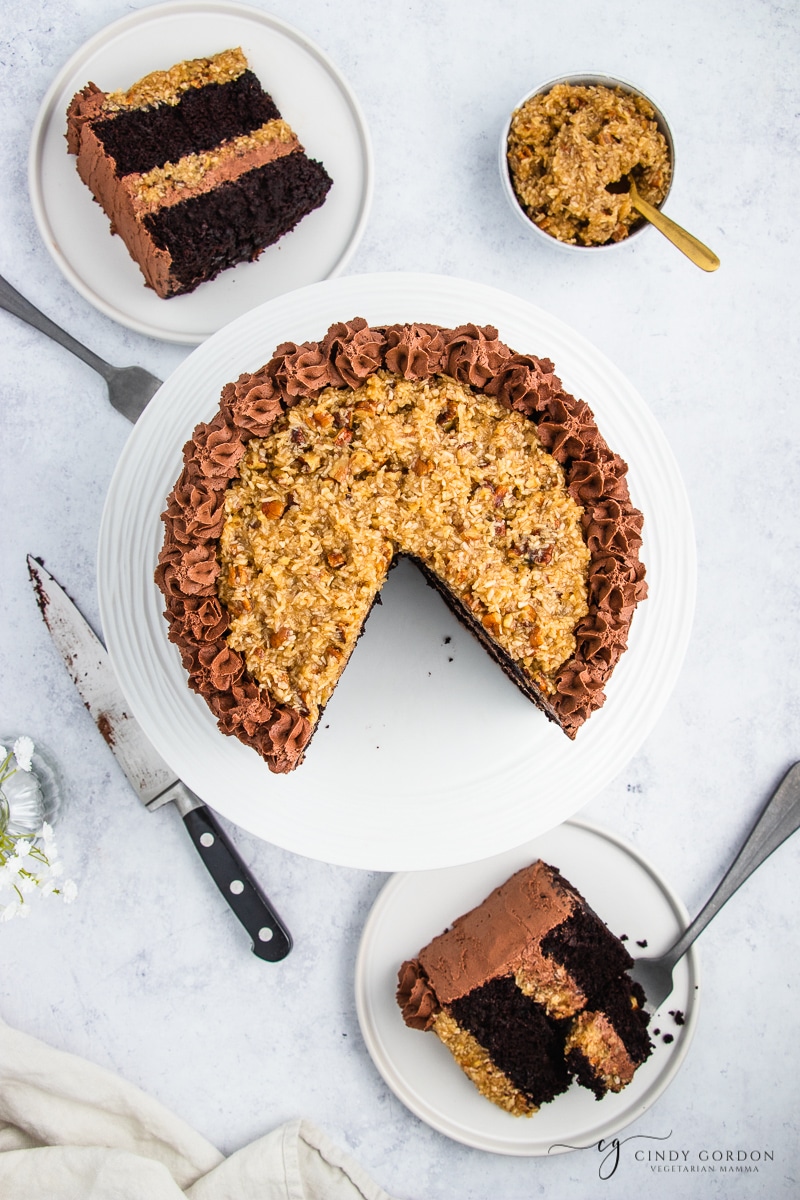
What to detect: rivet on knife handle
<box><xmin>183</xmin><ymin>805</ymin><xmax>292</xmax><ymax>963</ymax></box>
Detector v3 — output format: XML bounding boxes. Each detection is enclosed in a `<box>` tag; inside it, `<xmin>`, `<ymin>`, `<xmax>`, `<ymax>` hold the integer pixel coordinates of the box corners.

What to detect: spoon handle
<box><xmin>630</xmin><ymin>185</ymin><xmax>720</xmax><ymax>273</ymax></box>
<box><xmin>0</xmin><ymin>272</ymin><xmax>113</xmax><ymax>380</ymax></box>
<box><xmin>666</xmin><ymin>762</ymin><xmax>800</xmax><ymax>967</ymax></box>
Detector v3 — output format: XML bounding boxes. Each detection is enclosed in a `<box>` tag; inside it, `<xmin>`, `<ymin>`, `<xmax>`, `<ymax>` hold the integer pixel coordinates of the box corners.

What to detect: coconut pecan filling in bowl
<box><xmin>156</xmin><ymin>320</ymin><xmax>647</xmax><ymax>773</ymax></box>
<box><xmin>505</xmin><ymin>79</ymin><xmax>673</xmax><ymax>247</ymax></box>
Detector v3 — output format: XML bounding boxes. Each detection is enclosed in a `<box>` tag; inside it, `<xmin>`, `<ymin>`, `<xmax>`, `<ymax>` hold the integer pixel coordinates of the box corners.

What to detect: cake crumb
<box><xmin>669</xmin><ymin>1009</ymin><xmax>685</xmax><ymax>1026</ymax></box>
<box><xmin>662</xmin><ymin>1033</ymin><xmax>674</xmax><ymax>1044</ymax></box>
<box><xmin>636</xmin><ymin>938</ymin><xmax>648</xmax><ymax>948</ymax></box>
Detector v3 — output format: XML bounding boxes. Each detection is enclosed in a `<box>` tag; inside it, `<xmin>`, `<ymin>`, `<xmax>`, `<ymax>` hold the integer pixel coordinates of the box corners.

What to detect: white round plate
<box><xmin>97</xmin><ymin>272</ymin><xmax>695</xmax><ymax>870</ymax></box>
<box><xmin>355</xmin><ymin>819</ymin><xmax>700</xmax><ymax>1155</ymax></box>
<box><xmin>28</xmin><ymin>0</ymin><xmax>372</xmax><ymax>344</ymax></box>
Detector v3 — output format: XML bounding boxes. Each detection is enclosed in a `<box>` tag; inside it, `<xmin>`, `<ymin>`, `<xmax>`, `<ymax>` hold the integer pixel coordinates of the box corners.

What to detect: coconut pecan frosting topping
<box><xmin>155</xmin><ymin>319</ymin><xmax>647</xmax><ymax>773</ymax></box>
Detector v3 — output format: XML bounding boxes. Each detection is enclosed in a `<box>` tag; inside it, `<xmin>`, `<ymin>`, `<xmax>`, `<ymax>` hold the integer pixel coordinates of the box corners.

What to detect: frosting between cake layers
<box><xmin>128</xmin><ymin>120</ymin><xmax>299</xmax><ymax>214</ymax></box>
<box><xmin>156</xmin><ymin>320</ymin><xmax>647</xmax><ymax>771</ymax></box>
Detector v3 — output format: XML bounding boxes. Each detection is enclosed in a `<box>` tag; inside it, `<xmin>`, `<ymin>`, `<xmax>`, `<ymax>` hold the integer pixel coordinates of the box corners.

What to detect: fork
<box><xmin>630</xmin><ymin>761</ymin><xmax>800</xmax><ymax>1011</ymax></box>
<box><xmin>0</xmin><ymin>272</ymin><xmax>161</xmax><ymax>422</ymax></box>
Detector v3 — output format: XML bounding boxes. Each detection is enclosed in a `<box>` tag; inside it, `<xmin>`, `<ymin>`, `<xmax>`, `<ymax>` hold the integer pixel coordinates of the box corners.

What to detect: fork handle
<box><xmin>666</xmin><ymin>761</ymin><xmax>800</xmax><ymax>966</ymax></box>
<box><xmin>0</xmin><ymin>272</ymin><xmax>113</xmax><ymax>380</ymax></box>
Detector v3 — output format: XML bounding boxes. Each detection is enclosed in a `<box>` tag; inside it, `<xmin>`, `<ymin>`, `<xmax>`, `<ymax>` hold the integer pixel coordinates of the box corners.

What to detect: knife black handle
<box><xmin>182</xmin><ymin>806</ymin><xmax>292</xmax><ymax>962</ymax></box>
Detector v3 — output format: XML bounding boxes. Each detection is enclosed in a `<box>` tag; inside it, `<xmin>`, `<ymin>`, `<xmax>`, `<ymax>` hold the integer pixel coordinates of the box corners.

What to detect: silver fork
<box><xmin>0</xmin><ymin>273</ymin><xmax>161</xmax><ymax>423</ymax></box>
<box><xmin>631</xmin><ymin>761</ymin><xmax>800</xmax><ymax>1011</ymax></box>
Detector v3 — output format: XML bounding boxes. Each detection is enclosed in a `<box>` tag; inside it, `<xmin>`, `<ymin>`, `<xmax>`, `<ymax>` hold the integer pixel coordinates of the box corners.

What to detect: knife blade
<box><xmin>27</xmin><ymin>555</ymin><xmax>292</xmax><ymax>962</ymax></box>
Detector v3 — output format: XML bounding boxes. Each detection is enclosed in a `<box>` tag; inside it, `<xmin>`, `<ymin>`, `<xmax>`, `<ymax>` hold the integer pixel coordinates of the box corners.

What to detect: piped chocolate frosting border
<box><xmin>155</xmin><ymin>320</ymin><xmax>647</xmax><ymax>772</ymax></box>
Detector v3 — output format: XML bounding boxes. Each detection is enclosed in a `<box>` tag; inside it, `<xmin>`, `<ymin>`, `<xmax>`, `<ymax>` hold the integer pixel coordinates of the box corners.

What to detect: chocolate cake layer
<box><xmin>449</xmin><ymin>975</ymin><xmax>572</xmax><ymax>1108</ymax></box>
<box><xmin>541</xmin><ymin>908</ymin><xmax>651</xmax><ymax>1064</ymax></box>
<box><xmin>90</xmin><ymin>71</ymin><xmax>281</xmax><ymax>177</ymax></box>
<box><xmin>143</xmin><ymin>152</ymin><xmax>332</xmax><ymax>295</ymax></box>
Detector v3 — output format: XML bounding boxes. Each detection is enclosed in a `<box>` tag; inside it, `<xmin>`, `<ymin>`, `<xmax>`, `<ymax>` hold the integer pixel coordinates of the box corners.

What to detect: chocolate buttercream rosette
<box><xmin>155</xmin><ymin>319</ymin><xmax>647</xmax><ymax>773</ymax></box>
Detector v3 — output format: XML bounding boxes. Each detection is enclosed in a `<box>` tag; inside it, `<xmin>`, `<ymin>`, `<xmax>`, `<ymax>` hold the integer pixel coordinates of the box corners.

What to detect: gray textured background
<box><xmin>1</xmin><ymin>1</ymin><xmax>799</xmax><ymax>1196</ymax></box>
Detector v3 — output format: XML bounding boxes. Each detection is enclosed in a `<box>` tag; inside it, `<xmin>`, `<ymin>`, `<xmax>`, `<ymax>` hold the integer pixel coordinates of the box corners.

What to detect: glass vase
<box><xmin>0</xmin><ymin>737</ymin><xmax>62</xmax><ymax>839</ymax></box>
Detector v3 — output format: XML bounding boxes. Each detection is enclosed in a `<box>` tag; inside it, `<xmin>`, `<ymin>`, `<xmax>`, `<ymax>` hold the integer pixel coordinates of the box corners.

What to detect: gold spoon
<box><xmin>628</xmin><ymin>177</ymin><xmax>720</xmax><ymax>272</ymax></box>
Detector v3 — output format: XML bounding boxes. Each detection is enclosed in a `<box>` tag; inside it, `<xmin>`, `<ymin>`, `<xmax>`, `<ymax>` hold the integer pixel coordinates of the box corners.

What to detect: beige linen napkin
<box><xmin>0</xmin><ymin>1016</ymin><xmax>398</xmax><ymax>1199</ymax></box>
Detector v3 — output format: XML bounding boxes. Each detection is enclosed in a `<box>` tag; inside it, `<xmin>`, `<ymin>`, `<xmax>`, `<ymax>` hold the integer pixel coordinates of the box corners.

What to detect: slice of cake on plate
<box><xmin>66</xmin><ymin>48</ymin><xmax>332</xmax><ymax>297</ymax></box>
<box><xmin>397</xmin><ymin>859</ymin><xmax>653</xmax><ymax>1114</ymax></box>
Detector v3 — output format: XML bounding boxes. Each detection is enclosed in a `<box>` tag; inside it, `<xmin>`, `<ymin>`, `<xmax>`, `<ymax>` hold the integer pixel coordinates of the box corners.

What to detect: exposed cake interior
<box><xmin>396</xmin><ymin>860</ymin><xmax>652</xmax><ymax>1114</ymax></box>
<box><xmin>66</xmin><ymin>48</ymin><xmax>332</xmax><ymax>297</ymax></box>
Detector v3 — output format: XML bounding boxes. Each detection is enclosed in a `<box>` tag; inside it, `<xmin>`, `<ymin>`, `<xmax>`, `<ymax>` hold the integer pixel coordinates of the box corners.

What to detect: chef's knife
<box><xmin>27</xmin><ymin>555</ymin><xmax>292</xmax><ymax>962</ymax></box>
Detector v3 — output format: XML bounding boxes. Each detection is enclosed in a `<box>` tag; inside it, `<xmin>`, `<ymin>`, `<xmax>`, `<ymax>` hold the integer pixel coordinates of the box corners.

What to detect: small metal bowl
<box><xmin>499</xmin><ymin>72</ymin><xmax>675</xmax><ymax>253</ymax></box>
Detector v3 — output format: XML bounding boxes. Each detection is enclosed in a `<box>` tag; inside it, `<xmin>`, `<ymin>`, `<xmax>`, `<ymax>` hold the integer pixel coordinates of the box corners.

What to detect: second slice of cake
<box><xmin>397</xmin><ymin>860</ymin><xmax>653</xmax><ymax>1115</ymax></box>
<box><xmin>66</xmin><ymin>48</ymin><xmax>333</xmax><ymax>298</ymax></box>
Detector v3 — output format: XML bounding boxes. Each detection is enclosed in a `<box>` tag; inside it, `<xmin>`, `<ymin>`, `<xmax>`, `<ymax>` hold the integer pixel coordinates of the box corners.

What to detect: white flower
<box><xmin>12</xmin><ymin>737</ymin><xmax>34</xmax><ymax>773</ymax></box>
<box><xmin>49</xmin><ymin>859</ymin><xmax>64</xmax><ymax>878</ymax></box>
<box><xmin>2</xmin><ymin>855</ymin><xmax>23</xmax><ymax>879</ymax></box>
<box><xmin>18</xmin><ymin>874</ymin><xmax>37</xmax><ymax>895</ymax></box>
<box><xmin>0</xmin><ymin>745</ymin><xmax>6</xmax><ymax>760</ymax></box>
<box><xmin>41</xmin><ymin>822</ymin><xmax>56</xmax><ymax>846</ymax></box>
<box><xmin>61</xmin><ymin>879</ymin><xmax>78</xmax><ymax>904</ymax></box>
<box><xmin>12</xmin><ymin>839</ymin><xmax>32</xmax><ymax>861</ymax></box>
<box><xmin>0</xmin><ymin>900</ymin><xmax>21</xmax><ymax>922</ymax></box>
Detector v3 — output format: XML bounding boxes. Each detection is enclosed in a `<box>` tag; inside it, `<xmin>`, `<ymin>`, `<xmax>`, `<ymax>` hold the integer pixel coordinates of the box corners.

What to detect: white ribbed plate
<box><xmin>355</xmin><ymin>820</ymin><xmax>700</xmax><ymax>1155</ymax></box>
<box><xmin>97</xmin><ymin>272</ymin><xmax>695</xmax><ymax>870</ymax></box>
<box><xmin>29</xmin><ymin>0</ymin><xmax>372</xmax><ymax>344</ymax></box>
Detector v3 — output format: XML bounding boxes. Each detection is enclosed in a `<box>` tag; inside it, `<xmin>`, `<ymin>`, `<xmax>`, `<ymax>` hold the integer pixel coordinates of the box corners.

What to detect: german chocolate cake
<box><xmin>397</xmin><ymin>860</ymin><xmax>653</xmax><ymax>1114</ymax></box>
<box><xmin>155</xmin><ymin>320</ymin><xmax>647</xmax><ymax>772</ymax></box>
<box><xmin>66</xmin><ymin>49</ymin><xmax>332</xmax><ymax>297</ymax></box>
